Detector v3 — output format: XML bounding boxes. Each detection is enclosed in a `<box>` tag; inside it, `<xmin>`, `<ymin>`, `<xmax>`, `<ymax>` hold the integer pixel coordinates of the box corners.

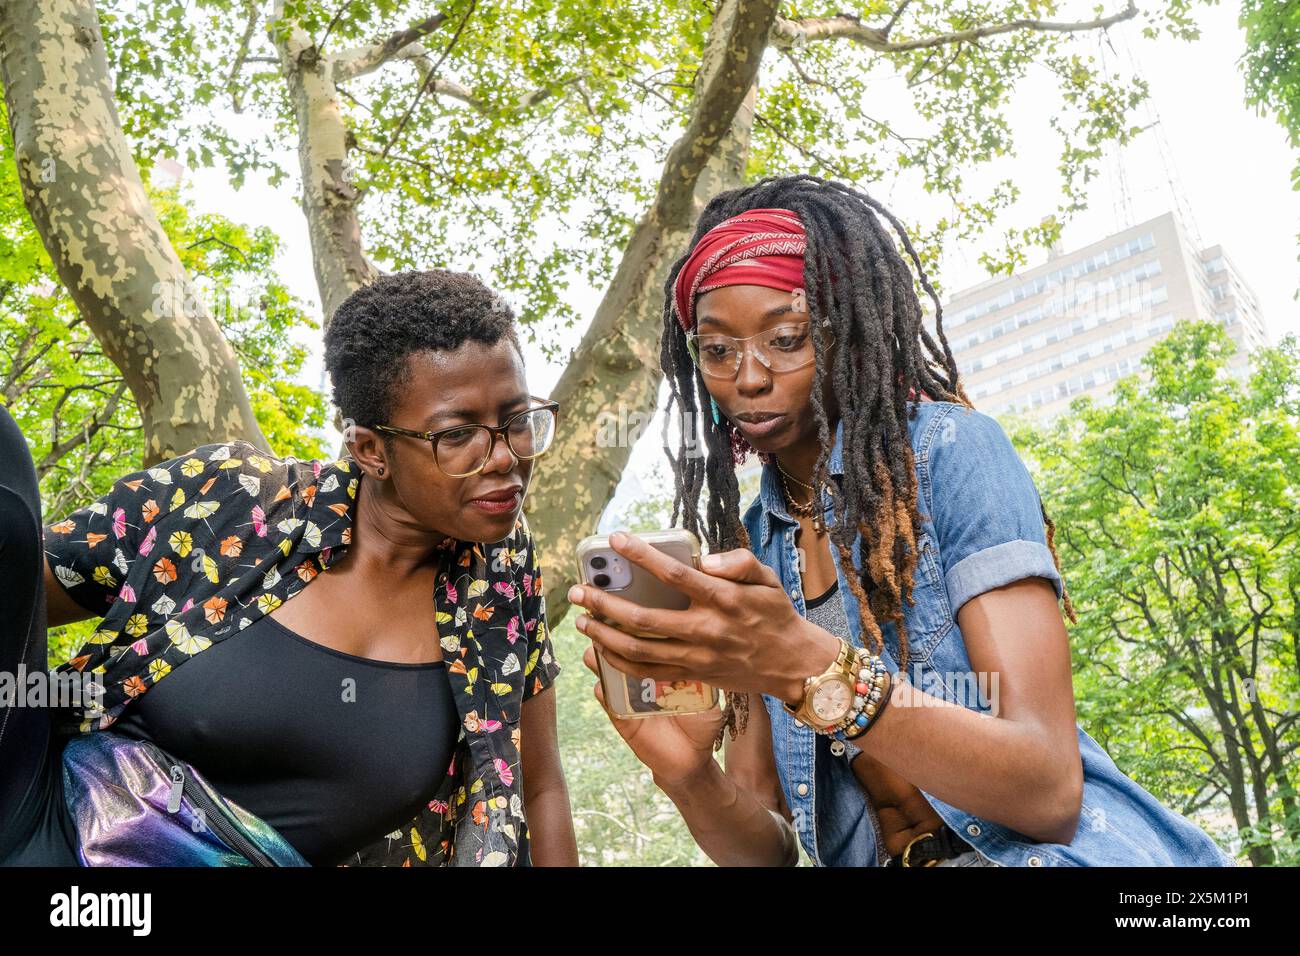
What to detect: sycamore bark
<box><xmin>525</xmin><ymin>0</ymin><xmax>775</xmax><ymax>625</ymax></box>
<box><xmin>0</xmin><ymin>0</ymin><xmax>268</xmax><ymax>465</ymax></box>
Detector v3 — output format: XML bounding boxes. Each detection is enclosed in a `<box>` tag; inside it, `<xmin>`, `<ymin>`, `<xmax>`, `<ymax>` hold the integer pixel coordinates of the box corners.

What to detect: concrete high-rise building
<box><xmin>939</xmin><ymin>212</ymin><xmax>1269</xmax><ymax>419</ymax></box>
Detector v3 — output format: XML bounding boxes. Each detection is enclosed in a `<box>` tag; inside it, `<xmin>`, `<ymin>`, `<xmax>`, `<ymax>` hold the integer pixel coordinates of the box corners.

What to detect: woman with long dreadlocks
<box><xmin>569</xmin><ymin>174</ymin><xmax>1233</xmax><ymax>867</ymax></box>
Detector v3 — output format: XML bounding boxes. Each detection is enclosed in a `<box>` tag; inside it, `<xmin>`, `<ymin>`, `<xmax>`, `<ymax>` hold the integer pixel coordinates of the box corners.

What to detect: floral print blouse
<box><xmin>42</xmin><ymin>438</ymin><xmax>562</xmax><ymax>867</ymax></box>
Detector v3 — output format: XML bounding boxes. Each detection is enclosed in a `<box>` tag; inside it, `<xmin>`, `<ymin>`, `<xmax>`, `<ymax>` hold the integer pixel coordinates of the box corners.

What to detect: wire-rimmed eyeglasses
<box><xmin>373</xmin><ymin>398</ymin><xmax>560</xmax><ymax>478</ymax></box>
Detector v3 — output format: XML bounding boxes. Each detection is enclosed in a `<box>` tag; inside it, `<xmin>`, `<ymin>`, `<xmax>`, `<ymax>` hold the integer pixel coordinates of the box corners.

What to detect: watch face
<box><xmin>811</xmin><ymin>679</ymin><xmax>853</xmax><ymax>722</ymax></box>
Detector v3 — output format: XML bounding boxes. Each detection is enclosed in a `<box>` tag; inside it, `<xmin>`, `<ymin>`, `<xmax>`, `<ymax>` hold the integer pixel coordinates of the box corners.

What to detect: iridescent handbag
<box><xmin>60</xmin><ymin>731</ymin><xmax>310</xmax><ymax>867</ymax></box>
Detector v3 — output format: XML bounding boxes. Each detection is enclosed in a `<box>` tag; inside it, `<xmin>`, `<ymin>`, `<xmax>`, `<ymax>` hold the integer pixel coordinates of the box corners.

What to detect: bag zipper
<box><xmin>145</xmin><ymin>741</ymin><xmax>277</xmax><ymax>866</ymax></box>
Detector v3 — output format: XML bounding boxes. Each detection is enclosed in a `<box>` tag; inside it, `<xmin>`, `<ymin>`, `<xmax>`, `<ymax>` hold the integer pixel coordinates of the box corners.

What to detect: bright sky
<box><xmin>179</xmin><ymin>1</ymin><xmax>1299</xmax><ymax>518</ymax></box>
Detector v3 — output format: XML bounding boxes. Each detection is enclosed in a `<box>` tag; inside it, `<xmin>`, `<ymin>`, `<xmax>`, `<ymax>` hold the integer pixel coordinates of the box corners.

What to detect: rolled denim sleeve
<box><xmin>925</xmin><ymin>407</ymin><xmax>1063</xmax><ymax>615</ymax></box>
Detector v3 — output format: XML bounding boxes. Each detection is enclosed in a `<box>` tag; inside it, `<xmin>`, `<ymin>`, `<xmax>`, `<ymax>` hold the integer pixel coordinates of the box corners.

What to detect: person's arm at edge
<box><xmin>519</xmin><ymin>681</ymin><xmax>579</xmax><ymax>865</ymax></box>
<box><xmin>654</xmin><ymin>695</ymin><xmax>799</xmax><ymax>867</ymax></box>
<box><xmin>44</xmin><ymin>556</ymin><xmax>96</xmax><ymax>628</ymax></box>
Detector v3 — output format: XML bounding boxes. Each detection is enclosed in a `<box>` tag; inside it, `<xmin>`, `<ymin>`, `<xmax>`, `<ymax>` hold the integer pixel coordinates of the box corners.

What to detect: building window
<box><xmin>948</xmin><ymin>232</ymin><xmax>1157</xmax><ymax>327</ymax></box>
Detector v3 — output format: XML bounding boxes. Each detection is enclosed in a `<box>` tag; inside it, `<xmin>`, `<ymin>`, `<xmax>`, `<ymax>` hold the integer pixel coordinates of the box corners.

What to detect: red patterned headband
<box><xmin>672</xmin><ymin>207</ymin><xmax>807</xmax><ymax>331</ymax></box>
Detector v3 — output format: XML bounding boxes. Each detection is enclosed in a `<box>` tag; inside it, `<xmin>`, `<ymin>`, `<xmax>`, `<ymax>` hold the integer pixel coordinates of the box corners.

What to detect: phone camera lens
<box><xmin>592</xmin><ymin>573</ymin><xmax>611</xmax><ymax>589</ymax></box>
<box><xmin>590</xmin><ymin>555</ymin><xmax>607</xmax><ymax>570</ymax></box>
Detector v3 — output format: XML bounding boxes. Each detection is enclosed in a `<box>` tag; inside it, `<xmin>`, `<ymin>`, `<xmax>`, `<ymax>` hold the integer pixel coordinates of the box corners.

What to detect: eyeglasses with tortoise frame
<box><xmin>372</xmin><ymin>398</ymin><xmax>560</xmax><ymax>478</ymax></box>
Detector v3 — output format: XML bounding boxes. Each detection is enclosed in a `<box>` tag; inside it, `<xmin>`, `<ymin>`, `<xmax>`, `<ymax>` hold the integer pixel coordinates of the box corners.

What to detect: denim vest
<box><xmin>742</xmin><ymin>401</ymin><xmax>1234</xmax><ymax>867</ymax></box>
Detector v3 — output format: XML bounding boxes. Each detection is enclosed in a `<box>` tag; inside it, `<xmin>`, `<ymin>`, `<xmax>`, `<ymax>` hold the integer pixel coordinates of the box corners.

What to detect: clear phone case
<box><xmin>576</xmin><ymin>530</ymin><xmax>720</xmax><ymax>719</ymax></box>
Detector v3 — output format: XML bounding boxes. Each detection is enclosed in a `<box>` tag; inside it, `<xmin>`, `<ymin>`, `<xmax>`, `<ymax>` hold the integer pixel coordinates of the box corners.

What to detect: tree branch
<box><xmin>753</xmin><ymin>112</ymin><xmax>854</xmax><ymax>180</ymax></box>
<box><xmin>36</xmin><ymin>381</ymin><xmax>130</xmax><ymax>478</ymax></box>
<box><xmin>348</xmin><ymin>40</ymin><xmax>583</xmax><ymax>115</ymax></box>
<box><xmin>315</xmin><ymin>0</ymin><xmax>353</xmax><ymax>51</ymax></box>
<box><xmin>417</xmin><ymin>73</ymin><xmax>480</xmax><ymax>107</ymax></box>
<box><xmin>882</xmin><ymin>0</ymin><xmax>914</xmax><ymax>38</ymax></box>
<box><xmin>225</xmin><ymin>0</ymin><xmax>261</xmax><ymax>112</ymax></box>
<box><xmin>332</xmin><ymin>10</ymin><xmax>451</xmax><ymax>81</ymax></box>
<box><xmin>370</xmin><ymin>1</ymin><xmax>477</xmax><ymax>164</ymax></box>
<box><xmin>907</xmin><ymin>40</ymin><xmax>965</xmax><ymax>87</ymax></box>
<box><xmin>656</xmin><ymin>0</ymin><xmax>780</xmax><ymax>226</ymax></box>
<box><xmin>770</xmin><ymin>1</ymin><xmax>1139</xmax><ymax>54</ymax></box>
<box><xmin>776</xmin><ymin>47</ymin><xmax>923</xmax><ymax>152</ymax></box>
<box><xmin>184</xmin><ymin>235</ymin><xmax>251</xmax><ymax>263</ymax></box>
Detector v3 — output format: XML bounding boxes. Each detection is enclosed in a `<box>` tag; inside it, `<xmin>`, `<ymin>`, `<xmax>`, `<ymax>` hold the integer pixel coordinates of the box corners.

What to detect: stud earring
<box><xmin>377</xmin><ymin>466</ymin><xmax>385</xmax><ymax>476</ymax></box>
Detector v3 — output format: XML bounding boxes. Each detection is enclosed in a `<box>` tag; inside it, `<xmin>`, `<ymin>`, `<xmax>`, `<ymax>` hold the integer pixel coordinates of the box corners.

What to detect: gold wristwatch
<box><xmin>783</xmin><ymin>639</ymin><xmax>857</xmax><ymax>731</ymax></box>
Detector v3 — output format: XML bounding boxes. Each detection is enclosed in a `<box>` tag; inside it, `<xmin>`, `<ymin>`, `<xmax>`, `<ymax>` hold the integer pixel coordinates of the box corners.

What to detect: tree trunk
<box><xmin>525</xmin><ymin>0</ymin><xmax>777</xmax><ymax>626</ymax></box>
<box><xmin>0</xmin><ymin>0</ymin><xmax>268</xmax><ymax>466</ymax></box>
<box><xmin>267</xmin><ymin>0</ymin><xmax>775</xmax><ymax>621</ymax></box>
<box><xmin>270</xmin><ymin>4</ymin><xmax>379</xmax><ymax>329</ymax></box>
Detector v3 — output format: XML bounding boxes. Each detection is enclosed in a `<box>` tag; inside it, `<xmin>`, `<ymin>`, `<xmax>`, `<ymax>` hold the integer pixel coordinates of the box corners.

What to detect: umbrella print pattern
<box><xmin>43</xmin><ymin>438</ymin><xmax>561</xmax><ymax>867</ymax></box>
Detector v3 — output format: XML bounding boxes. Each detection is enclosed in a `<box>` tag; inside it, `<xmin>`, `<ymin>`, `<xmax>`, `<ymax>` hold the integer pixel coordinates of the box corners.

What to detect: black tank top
<box><xmin>110</xmin><ymin>613</ymin><xmax>461</xmax><ymax>866</ymax></box>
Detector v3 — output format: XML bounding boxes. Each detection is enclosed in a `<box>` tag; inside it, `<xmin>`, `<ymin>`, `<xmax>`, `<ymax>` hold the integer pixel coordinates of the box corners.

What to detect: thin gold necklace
<box><xmin>775</xmin><ymin>460</ymin><xmax>827</xmax><ymax>534</ymax></box>
<box><xmin>776</xmin><ymin>459</ymin><xmax>815</xmax><ymax>492</ymax></box>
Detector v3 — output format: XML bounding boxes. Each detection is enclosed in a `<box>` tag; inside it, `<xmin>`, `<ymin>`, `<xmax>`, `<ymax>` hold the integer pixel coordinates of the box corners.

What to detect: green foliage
<box><xmin>97</xmin><ymin>0</ymin><xmax>697</xmax><ymax>355</ymax></box>
<box><xmin>1241</xmin><ymin>0</ymin><xmax>1300</xmax><ymax>181</ymax></box>
<box><xmin>155</xmin><ymin>192</ymin><xmax>331</xmax><ymax>461</ymax></box>
<box><xmin>1239</xmin><ymin>0</ymin><xmax>1300</xmax><ymax>293</ymax></box>
<box><xmin>0</xmin><ymin>115</ymin><xmax>328</xmax><ymax>662</ymax></box>
<box><xmin>749</xmin><ymin>1</ymin><xmax>1198</xmax><ymax>284</ymax></box>
<box><xmin>99</xmin><ymin>0</ymin><xmax>271</xmax><ymax>184</ymax></box>
<box><xmin>1008</xmin><ymin>320</ymin><xmax>1300</xmax><ymax>865</ymax></box>
<box><xmin>93</xmin><ymin>1</ymin><xmax>1203</xmax><ymax>332</ymax></box>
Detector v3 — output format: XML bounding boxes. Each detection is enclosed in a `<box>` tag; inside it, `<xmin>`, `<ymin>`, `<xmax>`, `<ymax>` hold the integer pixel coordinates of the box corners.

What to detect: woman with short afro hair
<box><xmin>2</xmin><ymin>269</ymin><xmax>576</xmax><ymax>867</ymax></box>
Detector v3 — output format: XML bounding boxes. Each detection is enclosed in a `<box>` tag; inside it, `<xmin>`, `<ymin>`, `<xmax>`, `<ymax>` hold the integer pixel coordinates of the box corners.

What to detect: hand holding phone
<box><xmin>576</xmin><ymin>530</ymin><xmax>720</xmax><ymax>719</ymax></box>
<box><xmin>579</xmin><ymin>641</ymin><xmax>727</xmax><ymax>790</ymax></box>
<box><xmin>575</xmin><ymin>530</ymin><xmax>842</xmax><ymax>712</ymax></box>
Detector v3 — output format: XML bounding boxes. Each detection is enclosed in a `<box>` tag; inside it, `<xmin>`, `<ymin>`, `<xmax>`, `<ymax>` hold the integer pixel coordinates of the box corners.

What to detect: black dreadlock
<box><xmin>658</xmin><ymin>174</ymin><xmax>1078</xmax><ymax>750</ymax></box>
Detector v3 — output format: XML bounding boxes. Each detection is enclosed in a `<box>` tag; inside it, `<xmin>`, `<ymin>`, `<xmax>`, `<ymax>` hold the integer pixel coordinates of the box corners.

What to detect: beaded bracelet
<box><xmin>824</xmin><ymin>648</ymin><xmax>890</xmax><ymax>741</ymax></box>
<box><xmin>848</xmin><ymin>654</ymin><xmax>892</xmax><ymax>741</ymax></box>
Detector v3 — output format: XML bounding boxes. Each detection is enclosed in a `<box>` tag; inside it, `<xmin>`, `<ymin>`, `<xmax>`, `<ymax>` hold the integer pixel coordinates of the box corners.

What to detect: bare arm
<box><xmin>854</xmin><ymin>577</ymin><xmax>1084</xmax><ymax>844</ymax></box>
<box><xmin>519</xmin><ymin>682</ymin><xmax>579</xmax><ymax>866</ymax></box>
<box><xmin>722</xmin><ymin>692</ymin><xmax>790</xmax><ymax>822</ymax></box>
<box><xmin>578</xmin><ymin>642</ymin><xmax>794</xmax><ymax>866</ymax></box>
<box><xmin>44</xmin><ymin>555</ymin><xmax>96</xmax><ymax>628</ymax></box>
<box><xmin>655</xmin><ymin>696</ymin><xmax>799</xmax><ymax>867</ymax></box>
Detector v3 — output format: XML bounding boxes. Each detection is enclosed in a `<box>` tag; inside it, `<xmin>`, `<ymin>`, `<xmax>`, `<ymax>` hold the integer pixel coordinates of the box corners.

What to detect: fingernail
<box><xmin>610</xmin><ymin>530</ymin><xmax>627</xmax><ymax>547</ymax></box>
<box><xmin>568</xmin><ymin>585</ymin><xmax>582</xmax><ymax>604</ymax></box>
<box><xmin>575</xmin><ymin>614</ymin><xmax>588</xmax><ymax>632</ymax></box>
